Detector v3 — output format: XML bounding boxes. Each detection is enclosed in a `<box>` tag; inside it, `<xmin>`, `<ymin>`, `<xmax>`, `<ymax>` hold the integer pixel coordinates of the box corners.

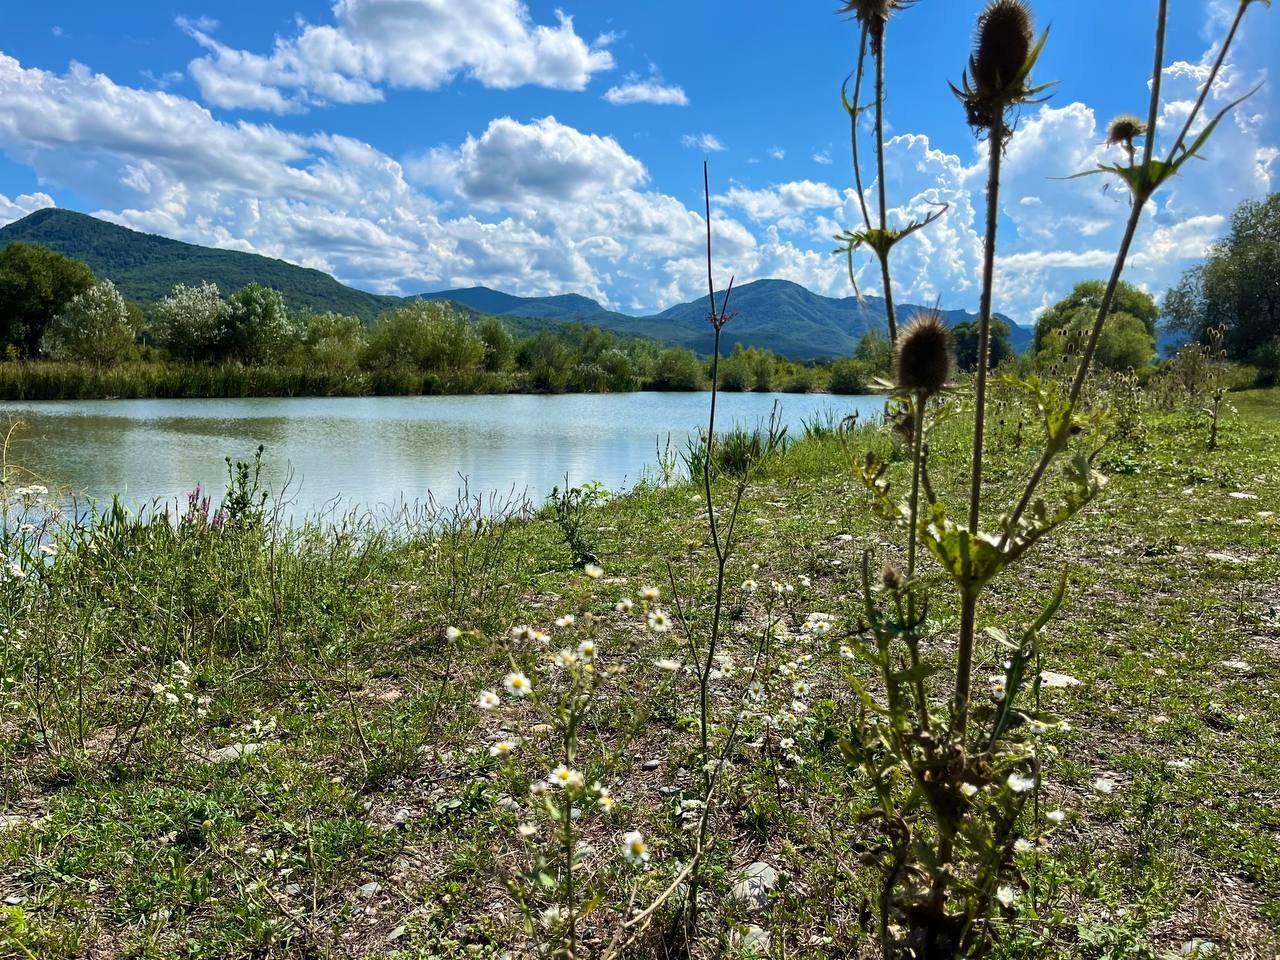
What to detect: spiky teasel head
<box><xmin>952</xmin><ymin>0</ymin><xmax>1052</xmax><ymax>135</ymax></box>
<box><xmin>1105</xmin><ymin>114</ymin><xmax>1147</xmax><ymax>161</ymax></box>
<box><xmin>838</xmin><ymin>0</ymin><xmax>914</xmax><ymax>37</ymax></box>
<box><xmin>894</xmin><ymin>312</ymin><xmax>953</xmax><ymax>397</ymax></box>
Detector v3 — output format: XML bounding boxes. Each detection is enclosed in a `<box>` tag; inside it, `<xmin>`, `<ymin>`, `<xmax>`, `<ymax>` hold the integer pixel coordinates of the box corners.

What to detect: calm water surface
<box><xmin>0</xmin><ymin>392</ymin><xmax>880</xmax><ymax>518</ymax></box>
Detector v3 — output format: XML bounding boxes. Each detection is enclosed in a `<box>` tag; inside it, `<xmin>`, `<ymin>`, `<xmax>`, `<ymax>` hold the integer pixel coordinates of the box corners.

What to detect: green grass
<box><xmin>0</xmin><ymin>388</ymin><xmax>1276</xmax><ymax>959</ymax></box>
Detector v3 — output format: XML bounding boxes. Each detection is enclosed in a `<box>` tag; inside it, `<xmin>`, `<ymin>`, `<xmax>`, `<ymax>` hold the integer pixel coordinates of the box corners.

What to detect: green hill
<box><xmin>1</xmin><ymin>208</ymin><xmax>1034</xmax><ymax>358</ymax></box>
<box><xmin>0</xmin><ymin>209</ymin><xmax>401</xmax><ymax>321</ymax></box>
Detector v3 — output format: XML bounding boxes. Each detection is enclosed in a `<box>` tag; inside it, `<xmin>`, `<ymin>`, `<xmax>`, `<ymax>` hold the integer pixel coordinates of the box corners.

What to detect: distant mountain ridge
<box><xmin>0</xmin><ymin>208</ymin><xmax>1033</xmax><ymax>359</ymax></box>
<box><xmin>421</xmin><ymin>280</ymin><xmax>1031</xmax><ymax>358</ymax></box>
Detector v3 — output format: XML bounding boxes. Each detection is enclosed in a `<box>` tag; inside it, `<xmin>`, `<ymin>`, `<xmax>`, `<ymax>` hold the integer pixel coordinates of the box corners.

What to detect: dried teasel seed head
<box><xmin>1105</xmin><ymin>114</ymin><xmax>1147</xmax><ymax>157</ymax></box>
<box><xmin>881</xmin><ymin>560</ymin><xmax>906</xmax><ymax>592</ymax></box>
<box><xmin>894</xmin><ymin>312</ymin><xmax>953</xmax><ymax>396</ymax></box>
<box><xmin>973</xmin><ymin>0</ymin><xmax>1034</xmax><ymax>97</ymax></box>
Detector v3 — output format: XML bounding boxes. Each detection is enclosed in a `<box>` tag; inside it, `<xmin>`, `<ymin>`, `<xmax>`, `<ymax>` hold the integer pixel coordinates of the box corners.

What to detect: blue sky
<box><xmin>0</xmin><ymin>1</ymin><xmax>1275</xmax><ymax>323</ymax></box>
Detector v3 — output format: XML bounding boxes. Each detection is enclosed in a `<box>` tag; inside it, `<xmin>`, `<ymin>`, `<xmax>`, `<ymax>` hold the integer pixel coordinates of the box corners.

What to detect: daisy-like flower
<box><xmin>1007</xmin><ymin>772</ymin><xmax>1036</xmax><ymax>793</ymax></box>
<box><xmin>647</xmin><ymin>609</ymin><xmax>672</xmax><ymax>633</ymax></box>
<box><xmin>641</xmin><ymin>586</ymin><xmax>661</xmax><ymax>602</ymax></box>
<box><xmin>792</xmin><ymin>680</ymin><xmax>811</xmax><ymax>698</ymax></box>
<box><xmin>654</xmin><ymin>657</ymin><xmax>681</xmax><ymax>672</ymax></box>
<box><xmin>553</xmin><ymin>649</ymin><xmax>578</xmax><ymax>669</ymax></box>
<box><xmin>741</xmin><ymin>578</ymin><xmax>758</xmax><ymax>592</ymax></box>
<box><xmin>621</xmin><ymin>830</ymin><xmax>650</xmax><ymax>865</ymax></box>
<box><xmin>539</xmin><ymin>904</ymin><xmax>567</xmax><ymax>928</ymax></box>
<box><xmin>576</xmin><ymin>639</ymin><xmax>597</xmax><ymax>662</ymax></box>
<box><xmin>960</xmin><ymin>782</ymin><xmax>980</xmax><ymax>798</ymax></box>
<box><xmin>504</xmin><ymin>672</ymin><xmax>532</xmax><ymax>697</ymax></box>
<box><xmin>798</xmin><ymin>575</ymin><xmax>812</xmax><ymax>589</ymax></box>
<box><xmin>839</xmin><ymin>644</ymin><xmax>855</xmax><ymax>660</ymax></box>
<box><xmin>779</xmin><ymin>737</ymin><xmax>795</xmax><ymax>750</ymax></box>
<box><xmin>595</xmin><ymin>785</ymin><xmax>615</xmax><ymax>813</ymax></box>
<box><xmin>510</xmin><ymin>625</ymin><xmax>537</xmax><ymax>643</ymax></box>
<box><xmin>445</xmin><ymin>626</ymin><xmax>462</xmax><ymax>641</ymax></box>
<box><xmin>615</xmin><ymin>598</ymin><xmax>634</xmax><ymax>613</ymax></box>
<box><xmin>1013</xmin><ymin>838</ymin><xmax>1034</xmax><ymax>854</ymax></box>
<box><xmin>747</xmin><ymin>680</ymin><xmax>766</xmax><ymax>702</ymax></box>
<box><xmin>1045</xmin><ymin>809</ymin><xmax>1065</xmax><ymax>824</ymax></box>
<box><xmin>996</xmin><ymin>885</ymin><xmax>1018</xmax><ymax>908</ymax></box>
<box><xmin>476</xmin><ymin>690</ymin><xmax>501</xmax><ymax>710</ymax></box>
<box><xmin>548</xmin><ymin>765</ymin><xmax>585</xmax><ymax>790</ymax></box>
<box><xmin>490</xmin><ymin>739</ymin><xmax>518</xmax><ymax>759</ymax></box>
<box><xmin>584</xmin><ymin>563</ymin><xmax>604</xmax><ymax>579</ymax></box>
<box><xmin>555</xmin><ymin>614</ymin><xmax>576</xmax><ymax>628</ymax></box>
<box><xmin>517</xmin><ymin>822</ymin><xmax>538</xmax><ymax>837</ymax></box>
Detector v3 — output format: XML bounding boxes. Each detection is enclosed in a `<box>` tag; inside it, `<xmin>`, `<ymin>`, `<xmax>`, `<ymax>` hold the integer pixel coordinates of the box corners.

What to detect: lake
<box><xmin>0</xmin><ymin>392</ymin><xmax>881</xmax><ymax>520</ymax></box>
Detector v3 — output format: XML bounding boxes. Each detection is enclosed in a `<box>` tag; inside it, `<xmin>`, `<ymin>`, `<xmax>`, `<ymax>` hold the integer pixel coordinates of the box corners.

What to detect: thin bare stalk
<box><xmin>954</xmin><ymin>126</ymin><xmax>1004</xmax><ymax>734</ymax></box>
<box><xmin>851</xmin><ymin>24</ymin><xmax>873</xmax><ymax>233</ymax></box>
<box><xmin>872</xmin><ymin>25</ymin><xmax>899</xmax><ymax>343</ymax></box>
<box><xmin>1002</xmin><ymin>0</ymin><xmax>1174</xmax><ymax>538</ymax></box>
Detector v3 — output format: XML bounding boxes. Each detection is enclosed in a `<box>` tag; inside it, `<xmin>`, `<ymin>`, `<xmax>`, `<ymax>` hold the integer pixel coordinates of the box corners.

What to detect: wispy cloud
<box><xmin>682</xmin><ymin>132</ymin><xmax>724</xmax><ymax>152</ymax></box>
<box><xmin>604</xmin><ymin>72</ymin><xmax>687</xmax><ymax>106</ymax></box>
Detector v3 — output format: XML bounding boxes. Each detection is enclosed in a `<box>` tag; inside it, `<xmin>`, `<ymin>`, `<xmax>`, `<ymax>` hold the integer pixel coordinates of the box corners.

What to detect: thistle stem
<box><xmin>906</xmin><ymin>391</ymin><xmax>929</xmax><ymax>731</ymax></box>
<box><xmin>1002</xmin><ymin>0</ymin><xmax>1172</xmax><ymax>540</ymax></box>
<box><xmin>954</xmin><ymin>124</ymin><xmax>1004</xmax><ymax>735</ymax></box>
<box><xmin>851</xmin><ymin>24</ymin><xmax>873</xmax><ymax>233</ymax></box>
<box><xmin>872</xmin><ymin>25</ymin><xmax>899</xmax><ymax>344</ymax></box>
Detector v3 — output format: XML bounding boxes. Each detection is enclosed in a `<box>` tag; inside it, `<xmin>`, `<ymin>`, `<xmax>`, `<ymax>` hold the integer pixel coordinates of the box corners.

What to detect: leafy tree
<box><xmin>152</xmin><ymin>282</ymin><xmax>230</xmax><ymax>359</ymax></box>
<box><xmin>1035</xmin><ymin>280</ymin><xmax>1157</xmax><ymax>371</ymax></box>
<box><xmin>299</xmin><ymin>311</ymin><xmax>366</xmax><ymax>372</ymax></box>
<box><xmin>0</xmin><ymin>242</ymin><xmax>96</xmax><ymax>356</ymax></box>
<box><xmin>225</xmin><ymin>283</ymin><xmax>298</xmax><ymax>363</ymax></box>
<box><xmin>364</xmin><ymin>302</ymin><xmax>485</xmax><ymax>375</ymax></box>
<box><xmin>1035</xmin><ymin>280</ymin><xmax>1157</xmax><ymax>346</ymax></box>
<box><xmin>650</xmin><ymin>347</ymin><xmax>705</xmax><ymax>391</ymax></box>
<box><xmin>828</xmin><ymin>357</ymin><xmax>873</xmax><ymax>394</ymax></box>
<box><xmin>952</xmin><ymin>317</ymin><xmax>1012</xmax><ymax>371</ymax></box>
<box><xmin>517</xmin><ymin>332</ymin><xmax>575</xmax><ymax>392</ymax></box>
<box><xmin>40</xmin><ymin>279</ymin><xmax>140</xmax><ymax>364</ymax></box>
<box><xmin>854</xmin><ymin>328</ymin><xmax>893</xmax><ymax>374</ymax></box>
<box><xmin>1164</xmin><ymin>192</ymin><xmax>1280</xmax><ymax>383</ymax></box>
<box><xmin>476</xmin><ymin>315</ymin><xmax>516</xmax><ymax>373</ymax></box>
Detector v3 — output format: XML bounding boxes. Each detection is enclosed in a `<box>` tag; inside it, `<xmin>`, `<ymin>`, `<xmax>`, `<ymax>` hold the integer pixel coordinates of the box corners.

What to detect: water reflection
<box><xmin>0</xmin><ymin>392</ymin><xmax>881</xmax><ymax>518</ymax></box>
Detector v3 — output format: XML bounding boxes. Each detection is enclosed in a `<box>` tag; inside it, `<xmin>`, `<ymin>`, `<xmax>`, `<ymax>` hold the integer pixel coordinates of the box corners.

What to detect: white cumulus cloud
<box><xmin>182</xmin><ymin>0</ymin><xmax>615</xmax><ymax>114</ymax></box>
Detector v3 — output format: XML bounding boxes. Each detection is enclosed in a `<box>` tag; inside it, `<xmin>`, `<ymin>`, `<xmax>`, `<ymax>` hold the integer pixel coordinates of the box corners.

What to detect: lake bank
<box><xmin>0</xmin><ymin>389</ymin><xmax>1275</xmax><ymax>958</ymax></box>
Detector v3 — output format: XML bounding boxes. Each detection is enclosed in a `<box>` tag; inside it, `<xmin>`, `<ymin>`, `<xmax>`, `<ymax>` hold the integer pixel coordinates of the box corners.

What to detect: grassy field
<box><xmin>0</xmin><ymin>386</ymin><xmax>1276</xmax><ymax>959</ymax></box>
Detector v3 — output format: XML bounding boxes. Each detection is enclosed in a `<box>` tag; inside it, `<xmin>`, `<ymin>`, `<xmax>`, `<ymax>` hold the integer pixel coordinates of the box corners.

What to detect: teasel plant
<box><xmin>834</xmin><ymin>0</ymin><xmax>946</xmax><ymax>344</ymax></box>
<box><xmin>837</xmin><ymin>0</ymin><xmax>1268</xmax><ymax>956</ymax></box>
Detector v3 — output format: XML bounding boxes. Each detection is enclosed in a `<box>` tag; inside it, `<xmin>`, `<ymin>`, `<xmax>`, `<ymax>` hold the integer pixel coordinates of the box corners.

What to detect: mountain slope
<box><xmin>636</xmin><ymin>279</ymin><xmax>1031</xmax><ymax>358</ymax></box>
<box><xmin>1</xmin><ymin>209</ymin><xmax>1035</xmax><ymax>358</ymax></box>
<box><xmin>0</xmin><ymin>209</ymin><xmax>401</xmax><ymax>321</ymax></box>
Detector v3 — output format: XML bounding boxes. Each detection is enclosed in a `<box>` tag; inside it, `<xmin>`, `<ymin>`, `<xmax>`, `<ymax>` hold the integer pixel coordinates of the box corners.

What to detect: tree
<box><xmin>364</xmin><ymin>301</ymin><xmax>485</xmax><ymax>374</ymax></box>
<box><xmin>517</xmin><ymin>332</ymin><xmax>575</xmax><ymax>392</ymax></box>
<box><xmin>952</xmin><ymin>317</ymin><xmax>1012</xmax><ymax>371</ymax></box>
<box><xmin>0</xmin><ymin>242</ymin><xmax>96</xmax><ymax>356</ymax></box>
<box><xmin>299</xmin><ymin>311</ymin><xmax>366</xmax><ymax>372</ymax></box>
<box><xmin>829</xmin><ymin>357</ymin><xmax>873</xmax><ymax>394</ymax></box>
<box><xmin>225</xmin><ymin>283</ymin><xmax>298</xmax><ymax>363</ymax></box>
<box><xmin>1035</xmin><ymin>280</ymin><xmax>1157</xmax><ymax>371</ymax></box>
<box><xmin>476</xmin><ymin>315</ymin><xmax>515</xmax><ymax>373</ymax></box>
<box><xmin>152</xmin><ymin>282</ymin><xmax>230</xmax><ymax>360</ymax></box>
<box><xmin>1164</xmin><ymin>192</ymin><xmax>1280</xmax><ymax>384</ymax></box>
<box><xmin>40</xmin><ymin>279</ymin><xmax>140</xmax><ymax>364</ymax></box>
<box><xmin>854</xmin><ymin>328</ymin><xmax>893</xmax><ymax>374</ymax></box>
<box><xmin>649</xmin><ymin>347</ymin><xmax>705</xmax><ymax>391</ymax></box>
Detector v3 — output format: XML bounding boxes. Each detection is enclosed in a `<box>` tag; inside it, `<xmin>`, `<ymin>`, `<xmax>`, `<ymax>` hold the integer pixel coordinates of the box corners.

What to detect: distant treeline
<box><xmin>0</xmin><ymin>241</ymin><xmax>887</xmax><ymax>399</ymax></box>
